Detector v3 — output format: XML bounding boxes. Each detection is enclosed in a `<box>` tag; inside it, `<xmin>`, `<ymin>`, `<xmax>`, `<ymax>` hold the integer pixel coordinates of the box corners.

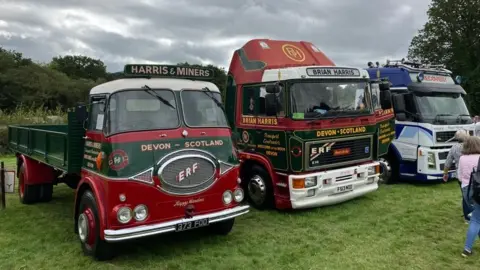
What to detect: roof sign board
<box><xmin>306</xmin><ymin>67</ymin><xmax>361</xmax><ymax>77</ymax></box>
<box><xmin>124</xmin><ymin>64</ymin><xmax>214</xmax><ymax>79</ymax></box>
<box><xmin>412</xmin><ymin>72</ymin><xmax>454</xmax><ymax>84</ymax></box>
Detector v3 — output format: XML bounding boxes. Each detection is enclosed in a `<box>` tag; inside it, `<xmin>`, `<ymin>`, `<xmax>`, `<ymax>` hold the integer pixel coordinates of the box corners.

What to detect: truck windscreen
<box><xmin>414</xmin><ymin>92</ymin><xmax>471</xmax><ymax>123</ymax></box>
<box><xmin>181</xmin><ymin>90</ymin><xmax>228</xmax><ymax>127</ymax></box>
<box><xmin>106</xmin><ymin>89</ymin><xmax>179</xmax><ymax>134</ymax></box>
<box><xmin>289</xmin><ymin>81</ymin><xmax>372</xmax><ymax>119</ymax></box>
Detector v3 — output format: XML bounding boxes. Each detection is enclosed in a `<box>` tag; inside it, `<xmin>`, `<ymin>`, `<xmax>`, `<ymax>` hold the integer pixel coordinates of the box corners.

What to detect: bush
<box><xmin>0</xmin><ymin>106</ymin><xmax>67</xmax><ymax>154</ymax></box>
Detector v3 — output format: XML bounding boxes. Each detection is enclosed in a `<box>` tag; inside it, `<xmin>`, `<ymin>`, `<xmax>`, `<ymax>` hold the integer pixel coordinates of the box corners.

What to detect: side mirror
<box><xmin>75</xmin><ymin>104</ymin><xmax>88</xmax><ymax>123</ymax></box>
<box><xmin>265</xmin><ymin>84</ymin><xmax>280</xmax><ymax>94</ymax></box>
<box><xmin>379</xmin><ymin>81</ymin><xmax>390</xmax><ymax>91</ymax></box>
<box><xmin>392</xmin><ymin>94</ymin><xmax>406</xmax><ymax>113</ymax></box>
<box><xmin>396</xmin><ymin>112</ymin><xmax>407</xmax><ymax>121</ymax></box>
<box><xmin>380</xmin><ymin>90</ymin><xmax>392</xmax><ymax>109</ymax></box>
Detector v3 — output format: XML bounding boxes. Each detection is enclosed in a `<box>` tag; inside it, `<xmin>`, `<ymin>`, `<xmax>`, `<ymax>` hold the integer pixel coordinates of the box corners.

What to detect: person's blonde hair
<box><xmin>455</xmin><ymin>129</ymin><xmax>470</xmax><ymax>142</ymax></box>
<box><xmin>462</xmin><ymin>136</ymin><xmax>480</xmax><ymax>155</ymax></box>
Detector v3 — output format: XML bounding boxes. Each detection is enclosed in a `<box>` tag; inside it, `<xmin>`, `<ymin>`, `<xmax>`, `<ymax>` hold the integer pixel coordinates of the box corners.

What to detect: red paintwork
<box><xmin>17</xmin><ymin>155</ymin><xmax>56</xmax><ymax>185</ymax></box>
<box><xmin>75</xmin><ymin>126</ymin><xmax>240</xmax><ymax>239</ymax></box>
<box><xmin>228</xmin><ymin>38</ymin><xmax>393</xmax><ymax>209</ymax></box>
<box><xmin>83</xmin><ymin>208</ymin><xmax>96</xmax><ymax>246</ymax></box>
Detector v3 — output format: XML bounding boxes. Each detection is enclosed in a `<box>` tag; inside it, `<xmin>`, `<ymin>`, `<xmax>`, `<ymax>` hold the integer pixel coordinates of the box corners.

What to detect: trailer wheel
<box><xmin>245</xmin><ymin>165</ymin><xmax>274</xmax><ymax>210</ymax></box>
<box><xmin>77</xmin><ymin>190</ymin><xmax>115</xmax><ymax>261</ymax></box>
<box><xmin>209</xmin><ymin>218</ymin><xmax>235</xmax><ymax>235</ymax></box>
<box><xmin>18</xmin><ymin>164</ymin><xmax>39</xmax><ymax>204</ymax></box>
<box><xmin>39</xmin><ymin>184</ymin><xmax>53</xmax><ymax>202</ymax></box>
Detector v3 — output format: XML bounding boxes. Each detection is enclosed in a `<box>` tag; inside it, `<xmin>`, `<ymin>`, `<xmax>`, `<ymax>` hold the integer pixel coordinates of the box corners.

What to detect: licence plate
<box><xmin>175</xmin><ymin>218</ymin><xmax>210</xmax><ymax>232</ymax></box>
<box><xmin>335</xmin><ymin>184</ymin><xmax>353</xmax><ymax>194</ymax></box>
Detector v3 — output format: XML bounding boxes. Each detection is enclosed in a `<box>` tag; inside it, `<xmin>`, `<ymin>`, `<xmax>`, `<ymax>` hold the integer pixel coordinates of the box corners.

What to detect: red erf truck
<box><xmin>8</xmin><ymin>64</ymin><xmax>249</xmax><ymax>260</ymax></box>
<box><xmin>224</xmin><ymin>39</ymin><xmax>395</xmax><ymax>210</ymax></box>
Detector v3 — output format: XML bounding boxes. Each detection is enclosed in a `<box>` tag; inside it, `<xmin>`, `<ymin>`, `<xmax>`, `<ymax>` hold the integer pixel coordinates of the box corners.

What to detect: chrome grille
<box><xmin>157</xmin><ymin>150</ymin><xmax>218</xmax><ymax>195</ymax></box>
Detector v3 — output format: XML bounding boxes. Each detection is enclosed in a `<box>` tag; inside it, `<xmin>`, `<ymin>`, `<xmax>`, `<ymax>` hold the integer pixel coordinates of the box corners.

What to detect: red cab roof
<box><xmin>228</xmin><ymin>39</ymin><xmax>336</xmax><ymax>85</ymax></box>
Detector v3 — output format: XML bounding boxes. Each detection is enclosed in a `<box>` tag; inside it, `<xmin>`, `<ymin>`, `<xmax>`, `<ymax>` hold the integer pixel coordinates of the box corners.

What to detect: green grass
<box><xmin>1</xmin><ymin>155</ymin><xmax>479</xmax><ymax>270</ymax></box>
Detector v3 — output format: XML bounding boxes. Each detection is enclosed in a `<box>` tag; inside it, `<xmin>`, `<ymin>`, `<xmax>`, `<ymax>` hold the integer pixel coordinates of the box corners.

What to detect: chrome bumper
<box><xmin>104</xmin><ymin>205</ymin><xmax>250</xmax><ymax>242</ymax></box>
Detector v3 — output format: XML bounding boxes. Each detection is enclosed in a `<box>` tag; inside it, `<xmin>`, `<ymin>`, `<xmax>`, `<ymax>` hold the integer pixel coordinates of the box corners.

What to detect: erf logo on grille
<box><xmin>310</xmin><ymin>142</ymin><xmax>335</xmax><ymax>161</ymax></box>
<box><xmin>282</xmin><ymin>44</ymin><xmax>305</xmax><ymax>62</ymax></box>
<box><xmin>177</xmin><ymin>162</ymin><xmax>199</xmax><ymax>183</ymax></box>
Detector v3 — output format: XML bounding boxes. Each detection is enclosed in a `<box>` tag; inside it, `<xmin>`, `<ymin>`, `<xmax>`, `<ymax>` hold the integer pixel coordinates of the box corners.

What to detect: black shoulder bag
<box><xmin>467</xmin><ymin>158</ymin><xmax>480</xmax><ymax>204</ymax></box>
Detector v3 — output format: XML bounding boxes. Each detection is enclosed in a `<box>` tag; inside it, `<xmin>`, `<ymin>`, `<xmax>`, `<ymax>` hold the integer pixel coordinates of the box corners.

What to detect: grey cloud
<box><xmin>0</xmin><ymin>0</ymin><xmax>431</xmax><ymax>72</ymax></box>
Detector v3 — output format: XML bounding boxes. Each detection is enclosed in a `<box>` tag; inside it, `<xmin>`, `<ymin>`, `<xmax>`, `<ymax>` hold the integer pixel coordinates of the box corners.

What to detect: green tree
<box><xmin>49</xmin><ymin>55</ymin><xmax>108</xmax><ymax>81</ymax></box>
<box><xmin>407</xmin><ymin>0</ymin><xmax>480</xmax><ymax>113</ymax></box>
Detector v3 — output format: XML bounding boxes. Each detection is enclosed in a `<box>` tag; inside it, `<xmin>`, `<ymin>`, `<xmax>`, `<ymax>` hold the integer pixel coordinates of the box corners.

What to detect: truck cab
<box><xmin>8</xmin><ymin>64</ymin><xmax>249</xmax><ymax>260</ymax></box>
<box><xmin>224</xmin><ymin>39</ymin><xmax>395</xmax><ymax>210</ymax></box>
<box><xmin>365</xmin><ymin>59</ymin><xmax>475</xmax><ymax>182</ymax></box>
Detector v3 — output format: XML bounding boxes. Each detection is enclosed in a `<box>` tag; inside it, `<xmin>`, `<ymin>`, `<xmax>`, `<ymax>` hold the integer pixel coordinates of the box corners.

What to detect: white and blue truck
<box><xmin>365</xmin><ymin>59</ymin><xmax>475</xmax><ymax>183</ymax></box>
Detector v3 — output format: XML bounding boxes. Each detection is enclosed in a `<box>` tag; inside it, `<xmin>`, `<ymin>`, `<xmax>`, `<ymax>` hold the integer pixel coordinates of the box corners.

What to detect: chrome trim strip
<box><xmin>103</xmin><ymin>205</ymin><xmax>250</xmax><ymax>242</ymax></box>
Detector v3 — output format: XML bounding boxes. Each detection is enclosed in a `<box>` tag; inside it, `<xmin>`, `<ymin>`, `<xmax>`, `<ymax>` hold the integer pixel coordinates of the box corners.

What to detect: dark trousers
<box><xmin>458</xmin><ymin>180</ymin><xmax>474</xmax><ymax>220</ymax></box>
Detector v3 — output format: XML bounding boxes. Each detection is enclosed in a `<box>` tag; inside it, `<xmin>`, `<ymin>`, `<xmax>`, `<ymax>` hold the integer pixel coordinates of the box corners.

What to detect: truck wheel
<box><xmin>77</xmin><ymin>190</ymin><xmax>115</xmax><ymax>261</ymax></box>
<box><xmin>39</xmin><ymin>184</ymin><xmax>53</xmax><ymax>202</ymax></box>
<box><xmin>245</xmin><ymin>165</ymin><xmax>274</xmax><ymax>210</ymax></box>
<box><xmin>209</xmin><ymin>218</ymin><xmax>235</xmax><ymax>235</ymax></box>
<box><xmin>18</xmin><ymin>164</ymin><xmax>39</xmax><ymax>204</ymax></box>
<box><xmin>380</xmin><ymin>155</ymin><xmax>398</xmax><ymax>185</ymax></box>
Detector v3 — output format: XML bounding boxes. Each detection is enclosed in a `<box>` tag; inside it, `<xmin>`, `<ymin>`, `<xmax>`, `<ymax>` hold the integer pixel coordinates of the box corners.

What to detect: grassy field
<box><xmin>1</xmin><ymin>155</ymin><xmax>479</xmax><ymax>270</ymax></box>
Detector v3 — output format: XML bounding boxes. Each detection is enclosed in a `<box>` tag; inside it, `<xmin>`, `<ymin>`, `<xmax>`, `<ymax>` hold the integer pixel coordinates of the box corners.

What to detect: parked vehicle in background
<box><xmin>224</xmin><ymin>39</ymin><xmax>395</xmax><ymax>210</ymax></box>
<box><xmin>365</xmin><ymin>59</ymin><xmax>475</xmax><ymax>183</ymax></box>
<box><xmin>8</xmin><ymin>64</ymin><xmax>249</xmax><ymax>260</ymax></box>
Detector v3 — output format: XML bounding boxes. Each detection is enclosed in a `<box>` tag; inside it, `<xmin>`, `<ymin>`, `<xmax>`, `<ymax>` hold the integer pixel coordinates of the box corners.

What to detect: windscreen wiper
<box><xmin>456</xmin><ymin>114</ymin><xmax>471</xmax><ymax>123</ymax></box>
<box><xmin>142</xmin><ymin>85</ymin><xmax>176</xmax><ymax>110</ymax></box>
<box><xmin>201</xmin><ymin>87</ymin><xmax>226</xmax><ymax>114</ymax></box>
<box><xmin>433</xmin><ymin>113</ymin><xmax>452</xmax><ymax>124</ymax></box>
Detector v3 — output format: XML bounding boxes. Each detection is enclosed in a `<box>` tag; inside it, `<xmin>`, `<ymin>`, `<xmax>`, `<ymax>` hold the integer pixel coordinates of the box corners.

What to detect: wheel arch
<box><xmin>74</xmin><ymin>177</ymin><xmax>108</xmax><ymax>239</ymax></box>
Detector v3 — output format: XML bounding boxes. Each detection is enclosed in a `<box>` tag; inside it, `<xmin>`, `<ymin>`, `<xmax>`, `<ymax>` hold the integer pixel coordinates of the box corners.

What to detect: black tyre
<box><xmin>209</xmin><ymin>218</ymin><xmax>235</xmax><ymax>235</ymax></box>
<box><xmin>18</xmin><ymin>164</ymin><xmax>40</xmax><ymax>204</ymax></box>
<box><xmin>244</xmin><ymin>165</ymin><xmax>274</xmax><ymax>210</ymax></box>
<box><xmin>381</xmin><ymin>154</ymin><xmax>399</xmax><ymax>185</ymax></box>
<box><xmin>77</xmin><ymin>190</ymin><xmax>115</xmax><ymax>261</ymax></box>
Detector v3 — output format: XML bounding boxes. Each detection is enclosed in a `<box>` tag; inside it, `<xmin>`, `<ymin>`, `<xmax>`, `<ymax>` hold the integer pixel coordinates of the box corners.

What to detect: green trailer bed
<box><xmin>8</xmin><ymin>112</ymin><xmax>85</xmax><ymax>174</ymax></box>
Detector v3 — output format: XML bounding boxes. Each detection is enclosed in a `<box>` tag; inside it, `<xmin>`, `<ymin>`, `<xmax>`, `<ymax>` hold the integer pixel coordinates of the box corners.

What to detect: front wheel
<box><xmin>379</xmin><ymin>155</ymin><xmax>398</xmax><ymax>185</ymax></box>
<box><xmin>77</xmin><ymin>190</ymin><xmax>115</xmax><ymax>261</ymax></box>
<box><xmin>244</xmin><ymin>165</ymin><xmax>274</xmax><ymax>210</ymax></box>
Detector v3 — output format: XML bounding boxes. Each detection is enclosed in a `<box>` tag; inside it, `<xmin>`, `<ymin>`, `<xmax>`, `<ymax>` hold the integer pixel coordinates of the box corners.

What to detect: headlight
<box><xmin>222</xmin><ymin>190</ymin><xmax>233</xmax><ymax>205</ymax></box>
<box><xmin>133</xmin><ymin>204</ymin><xmax>148</xmax><ymax>221</ymax></box>
<box><xmin>304</xmin><ymin>177</ymin><xmax>317</xmax><ymax>188</ymax></box>
<box><xmin>117</xmin><ymin>207</ymin><xmax>132</xmax><ymax>224</ymax></box>
<box><xmin>427</xmin><ymin>152</ymin><xmax>435</xmax><ymax>166</ymax></box>
<box><xmin>367</xmin><ymin>166</ymin><xmax>376</xmax><ymax>176</ymax></box>
<box><xmin>233</xmin><ymin>188</ymin><xmax>244</xmax><ymax>202</ymax></box>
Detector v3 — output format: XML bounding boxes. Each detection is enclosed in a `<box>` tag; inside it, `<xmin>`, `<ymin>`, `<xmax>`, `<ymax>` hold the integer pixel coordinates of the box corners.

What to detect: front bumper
<box><xmin>289</xmin><ymin>162</ymin><xmax>380</xmax><ymax>209</ymax></box>
<box><xmin>104</xmin><ymin>205</ymin><xmax>250</xmax><ymax>242</ymax></box>
<box><xmin>417</xmin><ymin>147</ymin><xmax>454</xmax><ymax>180</ymax></box>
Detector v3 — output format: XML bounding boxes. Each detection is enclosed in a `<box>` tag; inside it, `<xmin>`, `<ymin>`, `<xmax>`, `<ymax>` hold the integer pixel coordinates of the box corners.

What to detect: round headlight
<box><xmin>117</xmin><ymin>207</ymin><xmax>132</xmax><ymax>224</ymax></box>
<box><xmin>233</xmin><ymin>188</ymin><xmax>244</xmax><ymax>202</ymax></box>
<box><xmin>222</xmin><ymin>190</ymin><xmax>233</xmax><ymax>205</ymax></box>
<box><xmin>133</xmin><ymin>204</ymin><xmax>148</xmax><ymax>221</ymax></box>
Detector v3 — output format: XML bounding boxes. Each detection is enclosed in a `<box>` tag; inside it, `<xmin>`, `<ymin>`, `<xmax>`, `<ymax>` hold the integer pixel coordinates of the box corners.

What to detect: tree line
<box><xmin>0</xmin><ymin>49</ymin><xmax>227</xmax><ymax>112</ymax></box>
<box><xmin>1</xmin><ymin>0</ymin><xmax>479</xmax><ymax>114</ymax></box>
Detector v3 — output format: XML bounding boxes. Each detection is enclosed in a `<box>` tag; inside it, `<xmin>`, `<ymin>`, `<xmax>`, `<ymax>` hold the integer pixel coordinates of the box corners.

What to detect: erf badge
<box><xmin>242</xmin><ymin>131</ymin><xmax>250</xmax><ymax>143</ymax></box>
<box><xmin>108</xmin><ymin>149</ymin><xmax>129</xmax><ymax>171</ymax></box>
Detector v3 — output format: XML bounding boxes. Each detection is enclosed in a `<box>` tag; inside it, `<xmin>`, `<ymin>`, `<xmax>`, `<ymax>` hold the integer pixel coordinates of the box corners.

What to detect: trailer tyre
<box><xmin>18</xmin><ymin>164</ymin><xmax>39</xmax><ymax>204</ymax></box>
<box><xmin>77</xmin><ymin>190</ymin><xmax>115</xmax><ymax>261</ymax></box>
<box><xmin>245</xmin><ymin>165</ymin><xmax>274</xmax><ymax>210</ymax></box>
<box><xmin>209</xmin><ymin>218</ymin><xmax>235</xmax><ymax>235</ymax></box>
<box><xmin>39</xmin><ymin>184</ymin><xmax>53</xmax><ymax>202</ymax></box>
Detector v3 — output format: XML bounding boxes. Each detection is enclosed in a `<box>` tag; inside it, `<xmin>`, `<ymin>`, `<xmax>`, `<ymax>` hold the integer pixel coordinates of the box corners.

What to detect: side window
<box><xmin>242</xmin><ymin>85</ymin><xmax>285</xmax><ymax>117</ymax></box>
<box><xmin>88</xmin><ymin>96</ymin><xmax>106</xmax><ymax>131</ymax></box>
<box><xmin>371</xmin><ymin>83</ymin><xmax>382</xmax><ymax>110</ymax></box>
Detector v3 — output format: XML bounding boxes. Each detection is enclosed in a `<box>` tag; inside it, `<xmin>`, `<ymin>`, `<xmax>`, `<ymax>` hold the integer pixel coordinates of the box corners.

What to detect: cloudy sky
<box><xmin>0</xmin><ymin>0</ymin><xmax>431</xmax><ymax>72</ymax></box>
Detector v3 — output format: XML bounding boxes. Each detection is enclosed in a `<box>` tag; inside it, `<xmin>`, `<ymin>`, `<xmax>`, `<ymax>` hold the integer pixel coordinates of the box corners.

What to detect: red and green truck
<box><xmin>224</xmin><ymin>39</ymin><xmax>395</xmax><ymax>210</ymax></box>
<box><xmin>8</xmin><ymin>64</ymin><xmax>249</xmax><ymax>260</ymax></box>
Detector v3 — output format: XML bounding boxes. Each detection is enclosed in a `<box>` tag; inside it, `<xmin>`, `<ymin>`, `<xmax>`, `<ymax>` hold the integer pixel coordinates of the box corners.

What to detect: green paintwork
<box><xmin>234</xmin><ymin>124</ymin><xmax>381</xmax><ymax>172</ymax></box>
<box><xmin>83</xmin><ymin>137</ymin><xmax>238</xmax><ymax>178</ymax></box>
<box><xmin>7</xmin><ymin>111</ymin><xmax>85</xmax><ymax>173</ymax></box>
<box><xmin>376</xmin><ymin>118</ymin><xmax>396</xmax><ymax>157</ymax></box>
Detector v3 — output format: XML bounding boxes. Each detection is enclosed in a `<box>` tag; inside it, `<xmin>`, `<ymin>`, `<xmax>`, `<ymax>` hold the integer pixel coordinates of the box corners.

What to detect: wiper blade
<box><xmin>201</xmin><ymin>87</ymin><xmax>226</xmax><ymax>114</ymax></box>
<box><xmin>142</xmin><ymin>85</ymin><xmax>176</xmax><ymax>110</ymax></box>
<box><xmin>433</xmin><ymin>113</ymin><xmax>452</xmax><ymax>124</ymax></box>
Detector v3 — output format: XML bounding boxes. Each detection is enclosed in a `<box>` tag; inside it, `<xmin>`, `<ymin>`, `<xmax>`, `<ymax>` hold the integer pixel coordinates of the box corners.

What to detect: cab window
<box><xmin>242</xmin><ymin>85</ymin><xmax>285</xmax><ymax>117</ymax></box>
<box><xmin>181</xmin><ymin>90</ymin><xmax>228</xmax><ymax>127</ymax></box>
